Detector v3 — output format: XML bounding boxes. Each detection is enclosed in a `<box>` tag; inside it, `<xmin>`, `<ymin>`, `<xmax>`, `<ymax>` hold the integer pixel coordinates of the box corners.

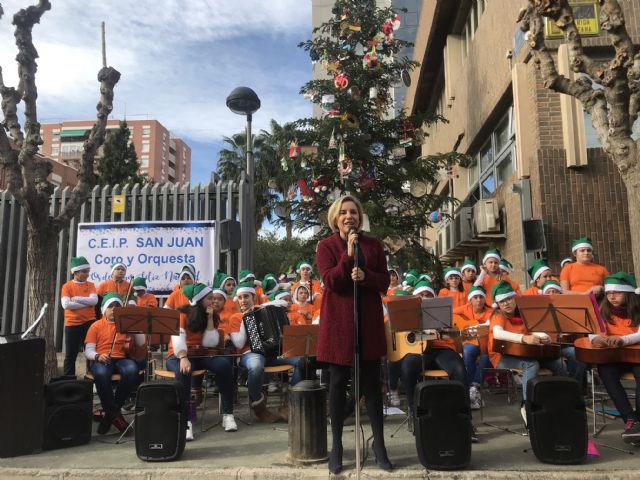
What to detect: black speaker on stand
<box><xmin>414</xmin><ymin>380</ymin><xmax>472</xmax><ymax>470</ymax></box>
<box><xmin>42</xmin><ymin>377</ymin><xmax>93</xmax><ymax>450</ymax></box>
<box><xmin>0</xmin><ymin>336</ymin><xmax>45</xmax><ymax>457</ymax></box>
<box><xmin>526</xmin><ymin>376</ymin><xmax>587</xmax><ymax>464</ymax></box>
<box><xmin>135</xmin><ymin>381</ymin><xmax>186</xmax><ymax>461</ymax></box>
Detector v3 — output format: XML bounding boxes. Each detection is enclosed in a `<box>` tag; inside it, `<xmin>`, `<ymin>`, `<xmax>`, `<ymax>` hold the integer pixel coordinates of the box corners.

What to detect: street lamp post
<box><xmin>226</xmin><ymin>87</ymin><xmax>260</xmax><ymax>271</ymax></box>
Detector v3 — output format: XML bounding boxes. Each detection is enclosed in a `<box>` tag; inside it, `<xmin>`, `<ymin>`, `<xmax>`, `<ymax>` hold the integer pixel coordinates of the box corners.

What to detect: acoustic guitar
<box><xmin>492</xmin><ymin>339</ymin><xmax>561</xmax><ymax>359</ymax></box>
<box><xmin>574</xmin><ymin>336</ymin><xmax>640</xmax><ymax>364</ymax></box>
<box><xmin>384</xmin><ymin>322</ymin><xmax>437</xmax><ymax>362</ymax></box>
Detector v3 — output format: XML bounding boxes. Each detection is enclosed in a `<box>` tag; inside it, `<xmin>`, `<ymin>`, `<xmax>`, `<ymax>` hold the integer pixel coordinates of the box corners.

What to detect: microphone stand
<box><xmin>352</xmin><ymin>234</ymin><xmax>362</xmax><ymax>478</ymax></box>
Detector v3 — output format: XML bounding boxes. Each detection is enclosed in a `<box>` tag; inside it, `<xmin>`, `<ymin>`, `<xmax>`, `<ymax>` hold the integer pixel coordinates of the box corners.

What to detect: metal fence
<box><xmin>0</xmin><ymin>180</ymin><xmax>247</xmax><ymax>349</ymax></box>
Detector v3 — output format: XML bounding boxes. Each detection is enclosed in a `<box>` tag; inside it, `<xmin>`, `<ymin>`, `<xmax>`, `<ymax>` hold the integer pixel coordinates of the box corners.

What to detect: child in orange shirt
<box><xmin>290</xmin><ymin>260</ymin><xmax>322</xmax><ymax>300</ymax></box>
<box><xmin>132</xmin><ymin>277</ymin><xmax>158</xmax><ymax>307</ymax></box>
<box><xmin>85</xmin><ymin>293</ymin><xmax>145</xmax><ymax>435</ymax></box>
<box><xmin>589</xmin><ymin>272</ymin><xmax>640</xmax><ymax>443</ymax></box>
<box><xmin>523</xmin><ymin>259</ymin><xmax>554</xmax><ymax>296</ymax></box>
<box><xmin>289</xmin><ymin>285</ymin><xmax>314</xmax><ymax>325</ymax></box>
<box><xmin>386</xmin><ymin>268</ymin><xmax>401</xmax><ymax>297</ymax></box>
<box><xmin>61</xmin><ymin>256</ymin><xmax>98</xmax><ymax>376</ymax></box>
<box><xmin>475</xmin><ymin>249</ymin><xmax>521</xmax><ymax>304</ymax></box>
<box><xmin>96</xmin><ymin>262</ymin><xmax>130</xmax><ymax>298</ymax></box>
<box><xmin>239</xmin><ymin>269</ymin><xmax>264</xmax><ymax>305</ymax></box>
<box><xmin>438</xmin><ymin>268</ymin><xmax>467</xmax><ymax>308</ymax></box>
<box><xmin>460</xmin><ymin>259</ymin><xmax>477</xmax><ymax>296</ymax></box>
<box><xmin>560</xmin><ymin>236</ymin><xmax>609</xmax><ymax>295</ymax></box>
<box><xmin>164</xmin><ymin>266</ymin><xmax>195</xmax><ymax>309</ymax></box>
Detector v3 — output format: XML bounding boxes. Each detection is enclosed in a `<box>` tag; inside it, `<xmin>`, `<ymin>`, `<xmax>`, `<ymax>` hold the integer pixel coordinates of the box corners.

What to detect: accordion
<box><xmin>242</xmin><ymin>305</ymin><xmax>290</xmax><ymax>356</ymax></box>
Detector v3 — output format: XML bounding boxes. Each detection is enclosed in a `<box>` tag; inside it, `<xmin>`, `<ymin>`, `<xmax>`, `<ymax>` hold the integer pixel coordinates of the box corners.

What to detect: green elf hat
<box><xmin>296</xmin><ymin>260</ymin><xmax>313</xmax><ymax>273</ymax></box>
<box><xmin>528</xmin><ymin>258</ymin><xmax>551</xmax><ymax>283</ymax></box>
<box><xmin>418</xmin><ymin>273</ymin><xmax>432</xmax><ymax>283</ymax></box>
<box><xmin>443</xmin><ymin>267</ymin><xmax>461</xmax><ymax>281</ymax></box>
<box><xmin>413</xmin><ymin>280</ymin><xmax>435</xmax><ymax>297</ymax></box>
<box><xmin>604</xmin><ymin>272</ymin><xmax>640</xmax><ymax>294</ymax></box>
<box><xmin>483</xmin><ymin>248</ymin><xmax>501</xmax><ymax>264</ymax></box>
<box><xmin>402</xmin><ymin>269</ymin><xmax>420</xmax><ymax>288</ymax></box>
<box><xmin>394</xmin><ymin>289</ymin><xmax>413</xmax><ymax>296</ymax></box>
<box><xmin>499</xmin><ymin>258</ymin><xmax>514</xmax><ymax>274</ymax></box>
<box><xmin>541</xmin><ymin>280</ymin><xmax>563</xmax><ymax>294</ymax></box>
<box><xmin>238</xmin><ymin>269</ymin><xmax>255</xmax><ymax>283</ymax></box>
<box><xmin>132</xmin><ymin>277</ymin><xmax>148</xmax><ymax>291</ymax></box>
<box><xmin>262</xmin><ymin>274</ymin><xmax>279</xmax><ymax>296</ymax></box>
<box><xmin>269</xmin><ymin>289</ymin><xmax>291</xmax><ymax>302</ymax></box>
<box><xmin>293</xmin><ymin>284</ymin><xmax>310</xmax><ymax>304</ymax></box>
<box><xmin>572</xmin><ymin>236</ymin><xmax>593</xmax><ymax>252</ymax></box>
<box><xmin>492</xmin><ymin>280</ymin><xmax>517</xmax><ymax>308</ymax></box>
<box><xmin>461</xmin><ymin>258</ymin><xmax>477</xmax><ymax>273</ymax></box>
<box><xmin>233</xmin><ymin>281</ymin><xmax>256</xmax><ymax>300</ymax></box>
<box><xmin>180</xmin><ymin>264</ymin><xmax>196</xmax><ymax>281</ymax></box>
<box><xmin>110</xmin><ymin>262</ymin><xmax>126</xmax><ymax>274</ymax></box>
<box><xmin>183</xmin><ymin>282</ymin><xmax>213</xmax><ymax>306</ymax></box>
<box><xmin>70</xmin><ymin>256</ymin><xmax>90</xmax><ymax>273</ymax></box>
<box><xmin>467</xmin><ymin>285</ymin><xmax>486</xmax><ymax>301</ymax></box>
<box><xmin>560</xmin><ymin>257</ymin><xmax>573</xmax><ymax>268</ymax></box>
<box><xmin>101</xmin><ymin>292</ymin><xmax>123</xmax><ymax>313</ymax></box>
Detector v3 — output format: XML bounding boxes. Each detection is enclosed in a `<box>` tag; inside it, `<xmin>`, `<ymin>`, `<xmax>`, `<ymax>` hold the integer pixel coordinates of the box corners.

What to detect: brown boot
<box><xmin>251</xmin><ymin>394</ymin><xmax>279</xmax><ymax>423</ymax></box>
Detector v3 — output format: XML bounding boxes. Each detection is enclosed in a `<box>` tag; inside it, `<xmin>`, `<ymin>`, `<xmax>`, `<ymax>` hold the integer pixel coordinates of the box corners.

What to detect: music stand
<box><xmin>420</xmin><ymin>296</ymin><xmax>454</xmax><ymax>330</ymax></box>
<box><xmin>386</xmin><ymin>296</ymin><xmax>422</xmax><ymax>357</ymax></box>
<box><xmin>515</xmin><ymin>294</ymin><xmax>605</xmax><ymax>335</ymax></box>
<box><xmin>281</xmin><ymin>325</ymin><xmax>319</xmax><ymax>380</ymax></box>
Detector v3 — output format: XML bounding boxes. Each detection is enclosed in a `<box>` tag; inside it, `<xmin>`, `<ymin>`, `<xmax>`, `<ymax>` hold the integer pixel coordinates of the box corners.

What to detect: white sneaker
<box><xmin>222</xmin><ymin>414</ymin><xmax>238</xmax><ymax>432</ymax></box>
<box><xmin>186</xmin><ymin>420</ymin><xmax>194</xmax><ymax>441</ymax></box>
<box><xmin>520</xmin><ymin>405</ymin><xmax>528</xmax><ymax>427</ymax></box>
<box><xmin>388</xmin><ymin>390</ymin><xmax>400</xmax><ymax>407</ymax></box>
<box><xmin>469</xmin><ymin>386</ymin><xmax>482</xmax><ymax>410</ymax></box>
<box><xmin>268</xmin><ymin>381</ymin><xmax>279</xmax><ymax>393</ymax></box>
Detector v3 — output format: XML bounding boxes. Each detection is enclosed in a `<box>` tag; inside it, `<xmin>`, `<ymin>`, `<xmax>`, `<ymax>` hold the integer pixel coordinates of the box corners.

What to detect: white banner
<box><xmin>77</xmin><ymin>221</ymin><xmax>216</xmax><ymax>295</ymax></box>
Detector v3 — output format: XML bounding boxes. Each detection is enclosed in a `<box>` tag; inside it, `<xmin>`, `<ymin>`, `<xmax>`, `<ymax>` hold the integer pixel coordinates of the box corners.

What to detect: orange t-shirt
<box><xmin>254</xmin><ymin>285</ymin><xmax>264</xmax><ymax>305</ymax></box>
<box><xmin>291</xmin><ymin>279</ymin><xmax>321</xmax><ymax>299</ymax></box>
<box><xmin>522</xmin><ymin>286</ymin><xmax>540</xmax><ymax>296</ymax></box>
<box><xmin>462</xmin><ymin>281</ymin><xmax>475</xmax><ymax>297</ymax></box>
<box><xmin>560</xmin><ymin>262</ymin><xmax>608</xmax><ymax>292</ymax></box>
<box><xmin>289</xmin><ymin>303</ymin><xmax>315</xmax><ymax>325</ymax></box>
<box><xmin>438</xmin><ymin>288</ymin><xmax>467</xmax><ymax>308</ymax></box>
<box><xmin>453</xmin><ymin>304</ymin><xmax>493</xmax><ymax>346</ymax></box>
<box><xmin>488</xmin><ymin>311</ymin><xmax>528</xmax><ymax>367</ymax></box>
<box><xmin>604</xmin><ymin>314</ymin><xmax>638</xmax><ymax>337</ymax></box>
<box><xmin>167</xmin><ymin>312</ymin><xmax>205</xmax><ymax>357</ymax></box>
<box><xmin>164</xmin><ymin>289</ymin><xmax>189</xmax><ymax>310</ymax></box>
<box><xmin>85</xmin><ymin>318</ymin><xmax>130</xmax><ymax>358</ymax></box>
<box><xmin>136</xmin><ymin>292</ymin><xmax>158</xmax><ymax>307</ymax></box>
<box><xmin>61</xmin><ymin>280</ymin><xmax>97</xmax><ymax>326</ymax></box>
<box><xmin>96</xmin><ymin>279</ymin><xmax>130</xmax><ymax>297</ymax></box>
<box><xmin>386</xmin><ymin>286</ymin><xmax>400</xmax><ymax>297</ymax></box>
<box><xmin>228</xmin><ymin>312</ymin><xmax>250</xmax><ymax>354</ymax></box>
<box><xmin>481</xmin><ymin>274</ymin><xmax>521</xmax><ymax>305</ymax></box>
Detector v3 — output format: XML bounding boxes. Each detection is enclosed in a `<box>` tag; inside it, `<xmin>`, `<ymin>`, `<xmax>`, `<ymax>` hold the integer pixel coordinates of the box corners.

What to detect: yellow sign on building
<box><xmin>112</xmin><ymin>194</ymin><xmax>125</xmax><ymax>213</ymax></box>
<box><xmin>544</xmin><ymin>0</ymin><xmax>599</xmax><ymax>39</ymax></box>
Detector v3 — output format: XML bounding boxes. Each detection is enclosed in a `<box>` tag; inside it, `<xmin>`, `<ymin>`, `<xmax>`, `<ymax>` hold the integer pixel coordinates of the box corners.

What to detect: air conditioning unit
<box><xmin>454</xmin><ymin>207</ymin><xmax>473</xmax><ymax>244</ymax></box>
<box><xmin>473</xmin><ymin>199</ymin><xmax>501</xmax><ymax>235</ymax></box>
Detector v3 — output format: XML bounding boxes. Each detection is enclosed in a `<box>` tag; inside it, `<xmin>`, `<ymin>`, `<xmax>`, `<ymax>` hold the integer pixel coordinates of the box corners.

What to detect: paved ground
<box><xmin>0</xmin><ymin>356</ymin><xmax>638</xmax><ymax>479</ymax></box>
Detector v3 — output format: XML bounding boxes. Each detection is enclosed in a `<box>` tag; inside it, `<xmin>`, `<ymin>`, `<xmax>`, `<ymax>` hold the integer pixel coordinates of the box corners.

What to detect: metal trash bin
<box><xmin>288</xmin><ymin>380</ymin><xmax>328</xmax><ymax>464</ymax></box>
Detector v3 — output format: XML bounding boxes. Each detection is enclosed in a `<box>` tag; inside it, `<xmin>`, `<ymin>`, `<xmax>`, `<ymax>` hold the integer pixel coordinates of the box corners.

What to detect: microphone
<box><xmin>349</xmin><ymin>227</ymin><xmax>358</xmax><ymax>242</ymax></box>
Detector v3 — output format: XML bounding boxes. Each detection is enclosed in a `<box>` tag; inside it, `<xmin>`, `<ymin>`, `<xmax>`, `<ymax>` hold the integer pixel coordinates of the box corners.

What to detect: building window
<box><xmin>142</xmin><ymin>125</ymin><xmax>151</xmax><ymax>137</ymax></box>
<box><xmin>468</xmin><ymin>106</ymin><xmax>516</xmax><ymax>199</ymax></box>
<box><xmin>461</xmin><ymin>0</ymin><xmax>485</xmax><ymax>58</ymax></box>
<box><xmin>141</xmin><ymin>140</ymin><xmax>150</xmax><ymax>153</ymax></box>
<box><xmin>140</xmin><ymin>155</ymin><xmax>149</xmax><ymax>167</ymax></box>
<box><xmin>51</xmin><ymin>144</ymin><xmax>59</xmax><ymax>157</ymax></box>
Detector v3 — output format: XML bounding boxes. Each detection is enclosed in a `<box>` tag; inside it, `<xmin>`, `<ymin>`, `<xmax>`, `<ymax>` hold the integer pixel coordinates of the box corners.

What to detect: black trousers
<box><xmin>597</xmin><ymin>362</ymin><xmax>640</xmax><ymax>422</ymax></box>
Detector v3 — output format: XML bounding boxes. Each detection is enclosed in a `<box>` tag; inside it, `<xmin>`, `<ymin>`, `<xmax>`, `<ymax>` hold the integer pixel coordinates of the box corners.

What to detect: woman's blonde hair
<box><xmin>326</xmin><ymin>195</ymin><xmax>364</xmax><ymax>233</ymax></box>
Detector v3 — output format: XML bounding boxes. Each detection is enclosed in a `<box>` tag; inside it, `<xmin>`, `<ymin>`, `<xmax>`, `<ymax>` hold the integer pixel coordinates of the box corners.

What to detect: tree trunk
<box><xmin>621</xmin><ymin>161</ymin><xmax>640</xmax><ymax>279</ymax></box>
<box><xmin>285</xmin><ymin>218</ymin><xmax>293</xmax><ymax>240</ymax></box>
<box><xmin>26</xmin><ymin>219</ymin><xmax>59</xmax><ymax>382</ymax></box>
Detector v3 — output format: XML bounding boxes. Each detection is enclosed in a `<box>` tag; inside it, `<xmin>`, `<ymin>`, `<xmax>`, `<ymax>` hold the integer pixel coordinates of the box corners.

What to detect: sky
<box><xmin>0</xmin><ymin>0</ymin><xmax>313</xmax><ymax>185</ymax></box>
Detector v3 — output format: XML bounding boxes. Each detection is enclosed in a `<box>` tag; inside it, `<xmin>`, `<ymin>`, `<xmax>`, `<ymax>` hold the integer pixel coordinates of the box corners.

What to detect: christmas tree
<box><xmin>279</xmin><ymin>0</ymin><xmax>467</xmax><ymax>271</ymax></box>
<box><xmin>96</xmin><ymin>120</ymin><xmax>145</xmax><ymax>186</ymax></box>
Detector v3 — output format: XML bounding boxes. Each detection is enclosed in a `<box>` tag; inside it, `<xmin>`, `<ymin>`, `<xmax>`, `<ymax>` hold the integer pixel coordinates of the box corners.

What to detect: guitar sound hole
<box><xmin>407</xmin><ymin>332</ymin><xmax>416</xmax><ymax>344</ymax></box>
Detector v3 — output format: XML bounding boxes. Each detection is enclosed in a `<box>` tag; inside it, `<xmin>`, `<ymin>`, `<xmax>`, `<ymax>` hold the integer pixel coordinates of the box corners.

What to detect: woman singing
<box><xmin>316</xmin><ymin>195</ymin><xmax>392</xmax><ymax>474</ymax></box>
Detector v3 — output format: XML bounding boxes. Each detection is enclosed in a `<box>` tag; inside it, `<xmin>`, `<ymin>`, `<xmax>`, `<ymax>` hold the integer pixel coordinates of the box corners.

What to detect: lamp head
<box><xmin>226</xmin><ymin>87</ymin><xmax>261</xmax><ymax>116</ymax></box>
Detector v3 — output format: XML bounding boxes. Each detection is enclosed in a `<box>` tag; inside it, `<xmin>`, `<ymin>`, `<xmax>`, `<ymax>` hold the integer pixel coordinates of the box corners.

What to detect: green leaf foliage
<box><xmin>96</xmin><ymin>120</ymin><xmax>146</xmax><ymax>186</ymax></box>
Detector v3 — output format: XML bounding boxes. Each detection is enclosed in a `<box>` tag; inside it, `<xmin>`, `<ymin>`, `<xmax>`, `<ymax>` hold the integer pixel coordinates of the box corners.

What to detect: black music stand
<box><xmin>420</xmin><ymin>296</ymin><xmax>454</xmax><ymax>331</ymax></box>
<box><xmin>113</xmin><ymin>306</ymin><xmax>180</xmax><ymax>442</ymax></box>
<box><xmin>386</xmin><ymin>296</ymin><xmax>422</xmax><ymax>358</ymax></box>
<box><xmin>281</xmin><ymin>325</ymin><xmax>319</xmax><ymax>380</ymax></box>
<box><xmin>515</xmin><ymin>294</ymin><xmax>605</xmax><ymax>336</ymax></box>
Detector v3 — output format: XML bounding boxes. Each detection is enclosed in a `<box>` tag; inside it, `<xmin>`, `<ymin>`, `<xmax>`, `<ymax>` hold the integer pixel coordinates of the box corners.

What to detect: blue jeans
<box><xmin>166</xmin><ymin>355</ymin><xmax>234</xmax><ymax>420</ymax></box>
<box><xmin>401</xmin><ymin>349</ymin><xmax>468</xmax><ymax>411</ymax></box>
<box><xmin>387</xmin><ymin>359</ymin><xmax>402</xmax><ymax>391</ymax></box>
<box><xmin>239</xmin><ymin>352</ymin><xmax>302</xmax><ymax>402</ymax></box>
<box><xmin>63</xmin><ymin>321</ymin><xmax>93</xmax><ymax>376</ymax></box>
<box><xmin>497</xmin><ymin>355</ymin><xmax>566</xmax><ymax>401</ymax></box>
<box><xmin>91</xmin><ymin>357</ymin><xmax>139</xmax><ymax>417</ymax></box>
<box><xmin>561</xmin><ymin>345</ymin><xmax>587</xmax><ymax>385</ymax></box>
<box><xmin>463</xmin><ymin>343</ymin><xmax>491</xmax><ymax>385</ymax></box>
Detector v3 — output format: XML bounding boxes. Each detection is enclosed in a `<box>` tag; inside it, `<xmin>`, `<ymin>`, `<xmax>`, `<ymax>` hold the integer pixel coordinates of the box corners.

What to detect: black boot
<box><xmin>328</xmin><ymin>443</ymin><xmax>343</xmax><ymax>474</ymax></box>
<box><xmin>372</xmin><ymin>441</ymin><xmax>393</xmax><ymax>472</ymax></box>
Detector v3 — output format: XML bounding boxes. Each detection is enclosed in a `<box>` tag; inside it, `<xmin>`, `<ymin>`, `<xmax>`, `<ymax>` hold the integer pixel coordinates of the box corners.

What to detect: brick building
<box><xmin>1</xmin><ymin>153</ymin><xmax>79</xmax><ymax>190</ymax></box>
<box><xmin>39</xmin><ymin>119</ymin><xmax>191</xmax><ymax>184</ymax></box>
<box><xmin>404</xmin><ymin>0</ymin><xmax>634</xmax><ymax>287</ymax></box>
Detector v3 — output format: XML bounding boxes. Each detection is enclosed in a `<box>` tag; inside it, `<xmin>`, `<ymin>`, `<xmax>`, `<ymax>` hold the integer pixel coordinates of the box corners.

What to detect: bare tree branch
<box><xmin>54</xmin><ymin>66</ymin><xmax>121</xmax><ymax>228</ymax></box>
<box><xmin>0</xmin><ymin>67</ymin><xmax>25</xmax><ymax>147</ymax></box>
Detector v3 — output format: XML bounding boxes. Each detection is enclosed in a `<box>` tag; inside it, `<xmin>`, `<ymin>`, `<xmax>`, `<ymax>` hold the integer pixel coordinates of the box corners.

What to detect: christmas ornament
<box><xmin>354</xmin><ymin>43</ymin><xmax>365</xmax><ymax>56</ymax></box>
<box><xmin>392</xmin><ymin>146</ymin><xmax>406</xmax><ymax>158</ymax></box>
<box><xmin>348</xmin><ymin>23</ymin><xmax>361</xmax><ymax>32</ymax></box>
<box><xmin>280</xmin><ymin>156</ymin><xmax>289</xmax><ymax>171</ymax></box>
<box><xmin>363</xmin><ymin>47</ymin><xmax>379</xmax><ymax>68</ymax></box>
<box><xmin>297</xmin><ymin>179</ymin><xmax>314</xmax><ymax>203</ymax></box>
<box><xmin>348</xmin><ymin>86</ymin><xmax>361</xmax><ymax>100</ymax></box>
<box><xmin>312</xmin><ymin>175</ymin><xmax>330</xmax><ymax>193</ymax></box>
<box><xmin>429</xmin><ymin>211</ymin><xmax>442</xmax><ymax>223</ymax></box>
<box><xmin>268</xmin><ymin>178</ymin><xmax>278</xmax><ymax>189</ymax></box>
<box><xmin>392</xmin><ymin>14</ymin><xmax>401</xmax><ymax>30</ymax></box>
<box><xmin>289</xmin><ymin>141</ymin><xmax>301</xmax><ymax>159</ymax></box>
<box><xmin>334</xmin><ymin>73</ymin><xmax>349</xmax><ymax>90</ymax></box>
<box><xmin>341</xmin><ymin>113</ymin><xmax>359</xmax><ymax>129</ymax></box>
<box><xmin>369</xmin><ymin>87</ymin><xmax>378</xmax><ymax>99</ymax></box>
<box><xmin>409</xmin><ymin>181</ymin><xmax>428</xmax><ymax>198</ymax></box>
<box><xmin>328</xmin><ymin>128</ymin><xmax>337</xmax><ymax>150</ymax></box>
<box><xmin>321</xmin><ymin>94</ymin><xmax>335</xmax><ymax>113</ymax></box>
<box><xmin>369</xmin><ymin>143</ymin><xmax>384</xmax><ymax>156</ymax></box>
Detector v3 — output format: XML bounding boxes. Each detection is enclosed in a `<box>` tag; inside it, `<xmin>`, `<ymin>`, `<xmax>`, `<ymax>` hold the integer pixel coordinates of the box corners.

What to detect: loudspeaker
<box><xmin>43</xmin><ymin>378</ymin><xmax>93</xmax><ymax>450</ymax></box>
<box><xmin>414</xmin><ymin>380</ymin><xmax>471</xmax><ymax>470</ymax></box>
<box><xmin>523</xmin><ymin>219</ymin><xmax>546</xmax><ymax>252</ymax></box>
<box><xmin>0</xmin><ymin>337</ymin><xmax>45</xmax><ymax>457</ymax></box>
<box><xmin>526</xmin><ymin>377</ymin><xmax>587</xmax><ymax>464</ymax></box>
<box><xmin>220</xmin><ymin>219</ymin><xmax>241</xmax><ymax>251</ymax></box>
<box><xmin>135</xmin><ymin>381</ymin><xmax>186</xmax><ymax>461</ymax></box>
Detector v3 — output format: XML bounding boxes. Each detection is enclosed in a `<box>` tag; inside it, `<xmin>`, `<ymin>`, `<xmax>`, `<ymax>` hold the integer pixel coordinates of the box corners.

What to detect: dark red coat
<box><xmin>316</xmin><ymin>232</ymin><xmax>390</xmax><ymax>366</ymax></box>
